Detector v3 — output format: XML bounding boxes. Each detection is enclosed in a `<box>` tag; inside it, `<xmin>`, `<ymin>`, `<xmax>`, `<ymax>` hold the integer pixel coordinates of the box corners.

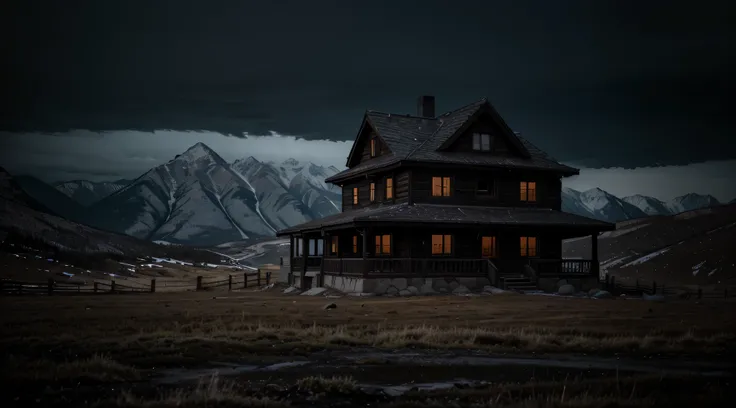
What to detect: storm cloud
<box><xmin>1</xmin><ymin>0</ymin><xmax>734</xmax><ymax>168</ymax></box>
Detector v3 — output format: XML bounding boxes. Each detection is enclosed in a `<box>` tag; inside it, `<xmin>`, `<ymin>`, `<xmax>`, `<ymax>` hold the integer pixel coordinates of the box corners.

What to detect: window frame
<box><xmin>481</xmin><ymin>236</ymin><xmax>498</xmax><ymax>258</ymax></box>
<box><xmin>374</xmin><ymin>234</ymin><xmax>392</xmax><ymax>256</ymax></box>
<box><xmin>520</xmin><ymin>236</ymin><xmax>538</xmax><ymax>257</ymax></box>
<box><xmin>385</xmin><ymin>177</ymin><xmax>394</xmax><ymax>200</ymax></box>
<box><xmin>431</xmin><ymin>176</ymin><xmax>452</xmax><ymax>197</ymax></box>
<box><xmin>352</xmin><ymin>235</ymin><xmax>359</xmax><ymax>253</ymax></box>
<box><xmin>431</xmin><ymin>234</ymin><xmax>453</xmax><ymax>256</ymax></box>
<box><xmin>369</xmin><ymin>182</ymin><xmax>376</xmax><ymax>202</ymax></box>
<box><xmin>370</xmin><ymin>138</ymin><xmax>377</xmax><ymax>157</ymax></box>
<box><xmin>472</xmin><ymin>133</ymin><xmax>492</xmax><ymax>152</ymax></box>
<box><xmin>353</xmin><ymin>187</ymin><xmax>359</xmax><ymax>205</ymax></box>
<box><xmin>330</xmin><ymin>235</ymin><xmax>339</xmax><ymax>255</ymax></box>
<box><xmin>520</xmin><ymin>181</ymin><xmax>537</xmax><ymax>202</ymax></box>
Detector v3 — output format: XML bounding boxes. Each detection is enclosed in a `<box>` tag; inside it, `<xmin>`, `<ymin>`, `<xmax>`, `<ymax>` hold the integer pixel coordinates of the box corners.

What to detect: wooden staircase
<box><xmin>496</xmin><ymin>272</ymin><xmax>538</xmax><ymax>292</ymax></box>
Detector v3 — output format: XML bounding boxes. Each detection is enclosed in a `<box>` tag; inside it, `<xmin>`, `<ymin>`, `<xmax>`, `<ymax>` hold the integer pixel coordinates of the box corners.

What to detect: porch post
<box><xmin>288</xmin><ymin>235</ymin><xmax>294</xmax><ymax>285</ymax></box>
<box><xmin>301</xmin><ymin>234</ymin><xmax>308</xmax><ymax>290</ymax></box>
<box><xmin>319</xmin><ymin>232</ymin><xmax>326</xmax><ymax>287</ymax></box>
<box><xmin>362</xmin><ymin>227</ymin><xmax>369</xmax><ymax>276</ymax></box>
<box><xmin>591</xmin><ymin>233</ymin><xmax>600</xmax><ymax>278</ymax></box>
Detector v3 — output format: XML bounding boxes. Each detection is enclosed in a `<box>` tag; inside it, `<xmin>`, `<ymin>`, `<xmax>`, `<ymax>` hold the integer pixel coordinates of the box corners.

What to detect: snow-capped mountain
<box><xmin>621</xmin><ymin>194</ymin><xmax>671</xmax><ymax>216</ymax></box>
<box><xmin>563</xmin><ymin>188</ymin><xmax>723</xmax><ymax>222</ymax></box>
<box><xmin>54</xmin><ymin>179</ymin><xmax>130</xmax><ymax>206</ymax></box>
<box><xmin>85</xmin><ymin>143</ymin><xmax>278</xmax><ymax>246</ymax></box>
<box><xmin>666</xmin><ymin>193</ymin><xmax>720</xmax><ymax>214</ymax></box>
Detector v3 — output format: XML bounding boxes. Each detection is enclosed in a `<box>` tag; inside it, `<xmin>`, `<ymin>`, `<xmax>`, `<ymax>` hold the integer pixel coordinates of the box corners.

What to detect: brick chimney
<box><xmin>416</xmin><ymin>95</ymin><xmax>435</xmax><ymax>118</ymax></box>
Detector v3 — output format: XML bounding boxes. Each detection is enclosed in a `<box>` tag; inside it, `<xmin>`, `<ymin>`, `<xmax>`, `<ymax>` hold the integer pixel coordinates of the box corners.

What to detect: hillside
<box><xmin>54</xmin><ymin>179</ymin><xmax>130</xmax><ymax>206</ymax></box>
<box><xmin>563</xmin><ymin>204</ymin><xmax>736</xmax><ymax>285</ymax></box>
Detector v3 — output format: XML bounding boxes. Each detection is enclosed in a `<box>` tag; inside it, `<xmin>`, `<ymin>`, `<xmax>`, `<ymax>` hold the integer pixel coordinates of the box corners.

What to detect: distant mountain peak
<box><xmin>282</xmin><ymin>158</ymin><xmax>299</xmax><ymax>166</ymax></box>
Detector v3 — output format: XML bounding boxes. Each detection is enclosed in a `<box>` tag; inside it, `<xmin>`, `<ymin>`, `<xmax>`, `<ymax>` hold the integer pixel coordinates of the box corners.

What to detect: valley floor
<box><xmin>2</xmin><ymin>291</ymin><xmax>735</xmax><ymax>407</ymax></box>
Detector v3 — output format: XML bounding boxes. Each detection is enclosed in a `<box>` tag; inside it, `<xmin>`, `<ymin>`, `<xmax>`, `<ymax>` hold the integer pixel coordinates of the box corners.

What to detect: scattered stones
<box><xmin>558</xmin><ymin>284</ymin><xmax>575</xmax><ymax>295</ymax></box>
<box><xmin>323</xmin><ymin>303</ymin><xmax>337</xmax><ymax>310</ymax></box>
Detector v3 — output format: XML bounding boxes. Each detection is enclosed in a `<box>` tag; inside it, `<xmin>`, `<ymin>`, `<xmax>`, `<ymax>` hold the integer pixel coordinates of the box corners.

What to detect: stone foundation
<box><xmin>322</xmin><ymin>274</ymin><xmax>491</xmax><ymax>295</ymax></box>
<box><xmin>538</xmin><ymin>276</ymin><xmax>600</xmax><ymax>293</ymax></box>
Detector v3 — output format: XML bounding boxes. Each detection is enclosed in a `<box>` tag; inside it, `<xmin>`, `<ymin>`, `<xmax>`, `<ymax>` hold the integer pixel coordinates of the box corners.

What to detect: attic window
<box><xmin>370</xmin><ymin>138</ymin><xmax>377</xmax><ymax>157</ymax></box>
<box><xmin>472</xmin><ymin>133</ymin><xmax>491</xmax><ymax>151</ymax></box>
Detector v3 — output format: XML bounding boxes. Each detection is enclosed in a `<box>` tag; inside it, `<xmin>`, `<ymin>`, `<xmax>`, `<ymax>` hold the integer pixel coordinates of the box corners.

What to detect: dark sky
<box><xmin>1</xmin><ymin>0</ymin><xmax>734</xmax><ymax>169</ymax></box>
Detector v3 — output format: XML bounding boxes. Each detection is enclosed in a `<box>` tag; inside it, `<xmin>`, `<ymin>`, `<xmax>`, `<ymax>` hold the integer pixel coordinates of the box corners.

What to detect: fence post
<box><xmin>257</xmin><ymin>269</ymin><xmax>261</xmax><ymax>286</ymax></box>
<box><xmin>111</xmin><ymin>280</ymin><xmax>116</xmax><ymax>293</ymax></box>
<box><xmin>243</xmin><ymin>273</ymin><xmax>248</xmax><ymax>288</ymax></box>
<box><xmin>196</xmin><ymin>276</ymin><xmax>203</xmax><ymax>291</ymax></box>
<box><xmin>228</xmin><ymin>275</ymin><xmax>232</xmax><ymax>291</ymax></box>
<box><xmin>652</xmin><ymin>281</ymin><xmax>656</xmax><ymax>295</ymax></box>
<box><xmin>151</xmin><ymin>279</ymin><xmax>156</xmax><ymax>293</ymax></box>
<box><xmin>94</xmin><ymin>282</ymin><xmax>98</xmax><ymax>293</ymax></box>
<box><xmin>266</xmin><ymin>271</ymin><xmax>271</xmax><ymax>285</ymax></box>
<box><xmin>697</xmin><ymin>287</ymin><xmax>702</xmax><ymax>300</ymax></box>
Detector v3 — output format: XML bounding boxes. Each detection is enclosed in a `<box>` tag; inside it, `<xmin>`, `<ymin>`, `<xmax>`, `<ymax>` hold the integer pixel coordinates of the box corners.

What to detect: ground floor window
<box><xmin>431</xmin><ymin>234</ymin><xmax>452</xmax><ymax>255</ymax></box>
<box><xmin>375</xmin><ymin>234</ymin><xmax>391</xmax><ymax>255</ymax></box>
<box><xmin>330</xmin><ymin>236</ymin><xmax>338</xmax><ymax>255</ymax></box>
<box><xmin>520</xmin><ymin>236</ymin><xmax>537</xmax><ymax>257</ymax></box>
<box><xmin>294</xmin><ymin>238</ymin><xmax>303</xmax><ymax>256</ymax></box>
<box><xmin>481</xmin><ymin>236</ymin><xmax>497</xmax><ymax>258</ymax></box>
<box><xmin>308</xmin><ymin>238</ymin><xmax>323</xmax><ymax>256</ymax></box>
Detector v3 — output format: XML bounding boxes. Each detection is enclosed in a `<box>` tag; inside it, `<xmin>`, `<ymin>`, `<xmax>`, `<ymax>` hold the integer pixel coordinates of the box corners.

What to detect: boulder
<box><xmin>399</xmin><ymin>289</ymin><xmax>413</xmax><ymax>297</ymax></box>
<box><xmin>557</xmin><ymin>279</ymin><xmax>568</xmax><ymax>289</ymax></box>
<box><xmin>433</xmin><ymin>279</ymin><xmax>450</xmax><ymax>291</ymax></box>
<box><xmin>452</xmin><ymin>285</ymin><xmax>470</xmax><ymax>294</ymax></box>
<box><xmin>409</xmin><ymin>278</ymin><xmax>425</xmax><ymax>288</ymax></box>
<box><xmin>419</xmin><ymin>279</ymin><xmax>437</xmax><ymax>295</ymax></box>
<box><xmin>449</xmin><ymin>281</ymin><xmax>460</xmax><ymax>291</ymax></box>
<box><xmin>407</xmin><ymin>286</ymin><xmax>419</xmax><ymax>295</ymax></box>
<box><xmin>390</xmin><ymin>278</ymin><xmax>408</xmax><ymax>291</ymax></box>
<box><xmin>592</xmin><ymin>290</ymin><xmax>612</xmax><ymax>299</ymax></box>
<box><xmin>456</xmin><ymin>278</ymin><xmax>478</xmax><ymax>289</ymax></box>
<box><xmin>323</xmin><ymin>303</ymin><xmax>337</xmax><ymax>310</ymax></box>
<box><xmin>438</xmin><ymin>287</ymin><xmax>448</xmax><ymax>293</ymax></box>
<box><xmin>386</xmin><ymin>286</ymin><xmax>399</xmax><ymax>296</ymax></box>
<box><xmin>373</xmin><ymin>279</ymin><xmax>393</xmax><ymax>294</ymax></box>
<box><xmin>588</xmin><ymin>288</ymin><xmax>599</xmax><ymax>297</ymax></box>
<box><xmin>558</xmin><ymin>284</ymin><xmax>575</xmax><ymax>295</ymax></box>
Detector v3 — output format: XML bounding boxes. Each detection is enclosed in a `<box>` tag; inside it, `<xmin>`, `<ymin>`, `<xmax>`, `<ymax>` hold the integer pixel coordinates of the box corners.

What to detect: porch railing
<box><xmin>322</xmin><ymin>258</ymin><xmax>488</xmax><ymax>277</ymax></box>
<box><xmin>290</xmin><ymin>256</ymin><xmax>322</xmax><ymax>272</ymax></box>
<box><xmin>529</xmin><ymin>259</ymin><xmax>596</xmax><ymax>276</ymax></box>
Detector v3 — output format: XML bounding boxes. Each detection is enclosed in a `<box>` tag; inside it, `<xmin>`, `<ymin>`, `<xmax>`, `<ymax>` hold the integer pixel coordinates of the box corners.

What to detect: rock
<box><xmin>449</xmin><ymin>281</ymin><xmax>460</xmax><ymax>291</ymax></box>
<box><xmin>409</xmin><ymin>278</ymin><xmax>425</xmax><ymax>288</ymax></box>
<box><xmin>592</xmin><ymin>290</ymin><xmax>612</xmax><ymax>299</ymax></box>
<box><xmin>407</xmin><ymin>286</ymin><xmax>419</xmax><ymax>295</ymax></box>
<box><xmin>390</xmin><ymin>278</ymin><xmax>408</xmax><ymax>291</ymax></box>
<box><xmin>373</xmin><ymin>279</ymin><xmax>392</xmax><ymax>294</ymax></box>
<box><xmin>438</xmin><ymin>287</ymin><xmax>448</xmax><ymax>293</ymax></box>
<box><xmin>323</xmin><ymin>303</ymin><xmax>337</xmax><ymax>310</ymax></box>
<box><xmin>399</xmin><ymin>289</ymin><xmax>413</xmax><ymax>297</ymax></box>
<box><xmin>452</xmin><ymin>285</ymin><xmax>470</xmax><ymax>294</ymax></box>
<box><xmin>300</xmin><ymin>287</ymin><xmax>328</xmax><ymax>296</ymax></box>
<box><xmin>557</xmin><ymin>279</ymin><xmax>568</xmax><ymax>289</ymax></box>
<box><xmin>386</xmin><ymin>286</ymin><xmax>399</xmax><ymax>296</ymax></box>
<box><xmin>283</xmin><ymin>286</ymin><xmax>300</xmax><ymax>294</ymax></box>
<box><xmin>433</xmin><ymin>279</ymin><xmax>450</xmax><ymax>291</ymax></box>
<box><xmin>456</xmin><ymin>278</ymin><xmax>477</xmax><ymax>289</ymax></box>
<box><xmin>476</xmin><ymin>277</ymin><xmax>491</xmax><ymax>287</ymax></box>
<box><xmin>588</xmin><ymin>288</ymin><xmax>599</xmax><ymax>297</ymax></box>
<box><xmin>419</xmin><ymin>281</ymin><xmax>437</xmax><ymax>295</ymax></box>
<box><xmin>558</xmin><ymin>284</ymin><xmax>575</xmax><ymax>295</ymax></box>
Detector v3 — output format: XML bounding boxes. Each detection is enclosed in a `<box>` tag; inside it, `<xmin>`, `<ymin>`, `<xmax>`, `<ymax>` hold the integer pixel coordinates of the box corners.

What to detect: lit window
<box><xmin>385</xmin><ymin>178</ymin><xmax>394</xmax><ymax>199</ymax></box>
<box><xmin>520</xmin><ymin>236</ymin><xmax>537</xmax><ymax>257</ymax></box>
<box><xmin>431</xmin><ymin>234</ymin><xmax>452</xmax><ymax>255</ymax></box>
<box><xmin>375</xmin><ymin>234</ymin><xmax>391</xmax><ymax>255</ymax></box>
<box><xmin>330</xmin><ymin>236</ymin><xmax>338</xmax><ymax>255</ymax></box>
<box><xmin>431</xmin><ymin>177</ymin><xmax>451</xmax><ymax>197</ymax></box>
<box><xmin>520</xmin><ymin>181</ymin><xmax>537</xmax><ymax>202</ymax></box>
<box><xmin>370</xmin><ymin>182</ymin><xmax>376</xmax><ymax>202</ymax></box>
<box><xmin>353</xmin><ymin>187</ymin><xmax>359</xmax><ymax>205</ymax></box>
<box><xmin>370</xmin><ymin>139</ymin><xmax>376</xmax><ymax>157</ymax></box>
<box><xmin>481</xmin><ymin>236</ymin><xmax>497</xmax><ymax>258</ymax></box>
<box><xmin>352</xmin><ymin>235</ymin><xmax>358</xmax><ymax>253</ymax></box>
<box><xmin>472</xmin><ymin>133</ymin><xmax>491</xmax><ymax>151</ymax></box>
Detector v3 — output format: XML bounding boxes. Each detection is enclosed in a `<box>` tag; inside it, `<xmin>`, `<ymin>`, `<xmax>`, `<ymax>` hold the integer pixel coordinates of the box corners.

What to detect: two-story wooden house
<box><xmin>277</xmin><ymin>96</ymin><xmax>615</xmax><ymax>295</ymax></box>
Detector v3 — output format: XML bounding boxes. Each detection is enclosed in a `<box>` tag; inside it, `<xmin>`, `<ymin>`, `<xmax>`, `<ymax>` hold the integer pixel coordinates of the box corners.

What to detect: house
<box><xmin>276</xmin><ymin>96</ymin><xmax>615</xmax><ymax>294</ymax></box>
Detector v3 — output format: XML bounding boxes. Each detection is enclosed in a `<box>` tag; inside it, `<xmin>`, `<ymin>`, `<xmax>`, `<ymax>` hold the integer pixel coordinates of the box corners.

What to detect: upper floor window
<box><xmin>432</xmin><ymin>177</ymin><xmax>452</xmax><ymax>197</ymax></box>
<box><xmin>375</xmin><ymin>234</ymin><xmax>391</xmax><ymax>255</ymax></box>
<box><xmin>520</xmin><ymin>236</ymin><xmax>537</xmax><ymax>257</ymax></box>
<box><xmin>370</xmin><ymin>182</ymin><xmax>376</xmax><ymax>202</ymax></box>
<box><xmin>481</xmin><ymin>236</ymin><xmax>497</xmax><ymax>258</ymax></box>
<box><xmin>431</xmin><ymin>234</ymin><xmax>452</xmax><ymax>255</ymax></box>
<box><xmin>472</xmin><ymin>133</ymin><xmax>491</xmax><ymax>151</ymax></box>
<box><xmin>477</xmin><ymin>179</ymin><xmax>495</xmax><ymax>196</ymax></box>
<box><xmin>385</xmin><ymin>177</ymin><xmax>394</xmax><ymax>200</ymax></box>
<box><xmin>330</xmin><ymin>236</ymin><xmax>339</xmax><ymax>255</ymax></box>
<box><xmin>520</xmin><ymin>181</ymin><xmax>537</xmax><ymax>202</ymax></box>
<box><xmin>352</xmin><ymin>235</ymin><xmax>358</xmax><ymax>253</ymax></box>
<box><xmin>370</xmin><ymin>138</ymin><xmax>377</xmax><ymax>157</ymax></box>
<box><xmin>353</xmin><ymin>187</ymin><xmax>359</xmax><ymax>205</ymax></box>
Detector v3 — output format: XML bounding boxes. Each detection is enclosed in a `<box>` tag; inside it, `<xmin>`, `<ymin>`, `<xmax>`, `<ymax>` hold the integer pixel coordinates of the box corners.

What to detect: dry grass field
<box><xmin>2</xmin><ymin>291</ymin><xmax>735</xmax><ymax>407</ymax></box>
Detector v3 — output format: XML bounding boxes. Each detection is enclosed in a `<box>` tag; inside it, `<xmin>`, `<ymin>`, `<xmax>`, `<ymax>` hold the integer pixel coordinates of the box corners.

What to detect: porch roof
<box><xmin>276</xmin><ymin>203</ymin><xmax>615</xmax><ymax>236</ymax></box>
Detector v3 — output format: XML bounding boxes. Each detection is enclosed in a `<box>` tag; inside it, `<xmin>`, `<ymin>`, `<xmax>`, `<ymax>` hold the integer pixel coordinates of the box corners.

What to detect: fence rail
<box><xmin>1</xmin><ymin>269</ymin><xmax>273</xmax><ymax>296</ymax></box>
<box><xmin>601</xmin><ymin>274</ymin><xmax>734</xmax><ymax>300</ymax></box>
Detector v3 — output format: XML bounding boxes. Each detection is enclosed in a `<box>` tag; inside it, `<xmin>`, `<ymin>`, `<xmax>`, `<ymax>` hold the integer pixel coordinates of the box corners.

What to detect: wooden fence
<box><xmin>601</xmin><ymin>274</ymin><xmax>734</xmax><ymax>300</ymax></box>
<box><xmin>0</xmin><ymin>269</ymin><xmax>272</xmax><ymax>296</ymax></box>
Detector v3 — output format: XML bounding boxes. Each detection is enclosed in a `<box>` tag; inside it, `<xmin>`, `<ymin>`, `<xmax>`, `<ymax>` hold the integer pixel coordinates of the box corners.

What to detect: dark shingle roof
<box><xmin>326</xmin><ymin>98</ymin><xmax>578</xmax><ymax>183</ymax></box>
<box><xmin>276</xmin><ymin>203</ymin><xmax>614</xmax><ymax>235</ymax></box>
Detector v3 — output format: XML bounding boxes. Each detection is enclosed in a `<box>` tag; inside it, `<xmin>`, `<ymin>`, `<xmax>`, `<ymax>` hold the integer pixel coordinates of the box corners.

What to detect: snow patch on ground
<box><xmin>152</xmin><ymin>257</ymin><xmax>194</xmax><ymax>266</ymax></box>
<box><xmin>621</xmin><ymin>248</ymin><xmax>670</xmax><ymax>268</ymax></box>
<box><xmin>692</xmin><ymin>261</ymin><xmax>707</xmax><ymax>276</ymax></box>
<box><xmin>599</xmin><ymin>223</ymin><xmax>650</xmax><ymax>239</ymax></box>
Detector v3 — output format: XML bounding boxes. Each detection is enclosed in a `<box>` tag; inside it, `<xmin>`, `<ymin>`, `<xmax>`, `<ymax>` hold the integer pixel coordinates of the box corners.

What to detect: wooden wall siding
<box><xmin>352</xmin><ymin>130</ymin><xmax>391</xmax><ymax>167</ymax></box>
<box><xmin>410</xmin><ymin>168</ymin><xmax>561</xmax><ymax>209</ymax></box>
<box><xmin>445</xmin><ymin>113</ymin><xmax>520</xmax><ymax>156</ymax></box>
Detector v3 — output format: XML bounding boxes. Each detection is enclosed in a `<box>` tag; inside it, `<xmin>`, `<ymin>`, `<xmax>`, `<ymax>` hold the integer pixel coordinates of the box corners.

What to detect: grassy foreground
<box><xmin>2</xmin><ymin>291</ymin><xmax>735</xmax><ymax>406</ymax></box>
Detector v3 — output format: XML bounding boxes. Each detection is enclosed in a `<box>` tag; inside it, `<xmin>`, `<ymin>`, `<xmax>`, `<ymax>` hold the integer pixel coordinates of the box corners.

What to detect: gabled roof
<box><xmin>326</xmin><ymin>98</ymin><xmax>579</xmax><ymax>183</ymax></box>
<box><xmin>276</xmin><ymin>203</ymin><xmax>615</xmax><ymax>236</ymax></box>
